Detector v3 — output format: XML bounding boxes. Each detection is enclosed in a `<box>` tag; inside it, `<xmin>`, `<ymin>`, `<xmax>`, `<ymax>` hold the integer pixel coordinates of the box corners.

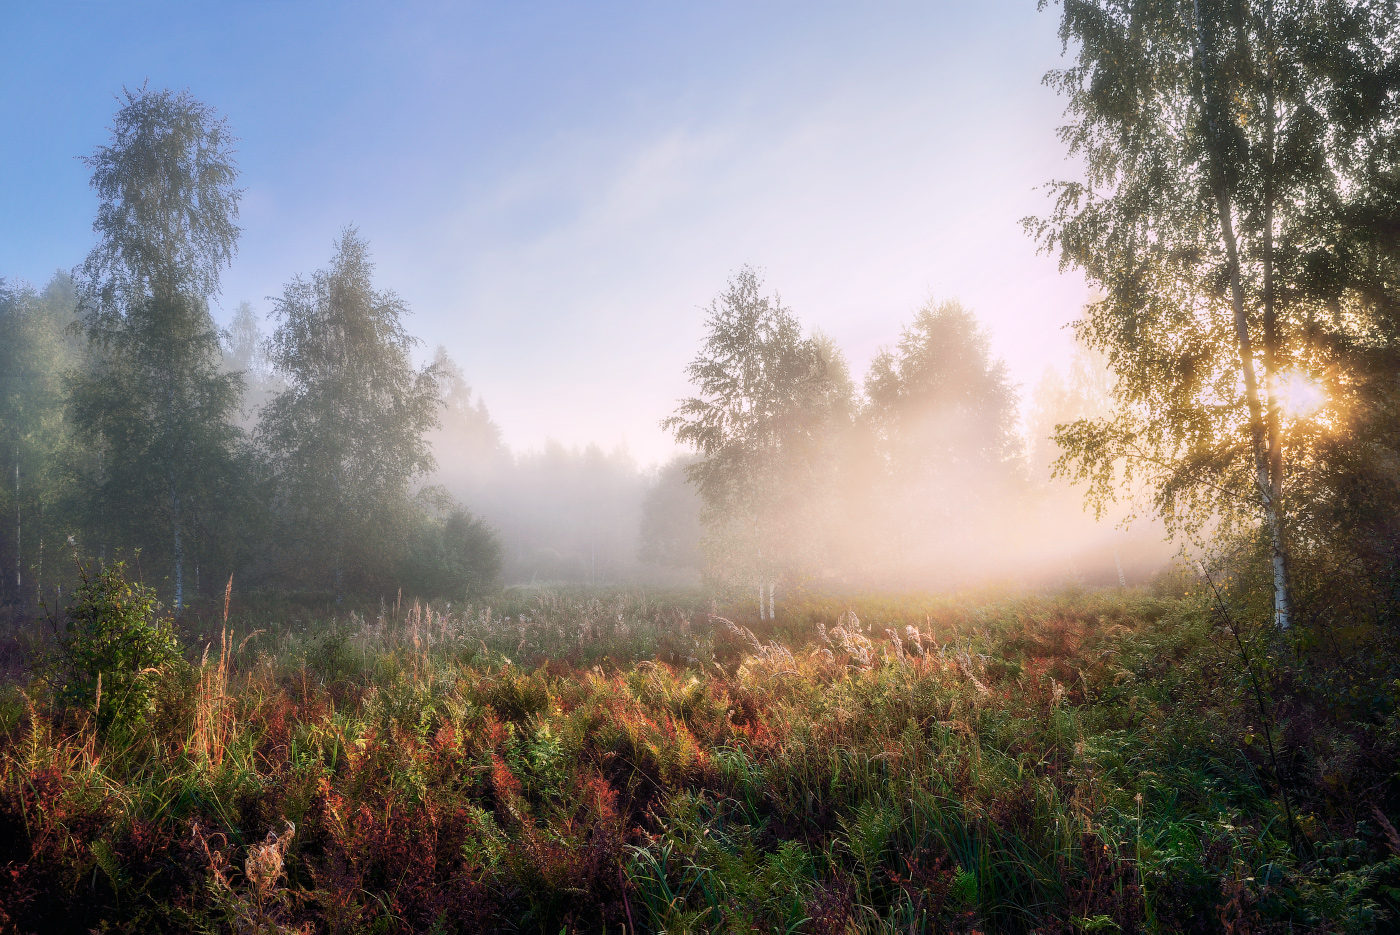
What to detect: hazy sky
<box><xmin>2</xmin><ymin>1</ymin><xmax>1088</xmax><ymax>464</ymax></box>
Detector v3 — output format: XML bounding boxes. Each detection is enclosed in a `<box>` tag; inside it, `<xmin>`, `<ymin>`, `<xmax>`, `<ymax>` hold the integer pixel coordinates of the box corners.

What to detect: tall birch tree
<box><xmin>70</xmin><ymin>86</ymin><xmax>245</xmax><ymax>612</ymax></box>
<box><xmin>664</xmin><ymin>267</ymin><xmax>846</xmax><ymax>616</ymax></box>
<box><xmin>1030</xmin><ymin>0</ymin><xmax>1400</xmax><ymax>631</ymax></box>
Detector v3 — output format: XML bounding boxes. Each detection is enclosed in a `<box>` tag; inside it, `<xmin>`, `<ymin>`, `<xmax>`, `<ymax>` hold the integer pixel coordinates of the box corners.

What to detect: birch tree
<box><xmin>1030</xmin><ymin>0</ymin><xmax>1400</xmax><ymax>632</ymax></box>
<box><xmin>70</xmin><ymin>86</ymin><xmax>245</xmax><ymax>612</ymax></box>
<box><xmin>259</xmin><ymin>229</ymin><xmax>440</xmax><ymax>601</ymax></box>
<box><xmin>664</xmin><ymin>267</ymin><xmax>846</xmax><ymax>616</ymax></box>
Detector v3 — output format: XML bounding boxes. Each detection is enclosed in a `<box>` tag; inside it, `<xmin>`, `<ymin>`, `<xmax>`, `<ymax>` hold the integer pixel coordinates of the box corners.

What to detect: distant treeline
<box><xmin>1</xmin><ymin>85</ymin><xmax>1156</xmax><ymax>616</ymax></box>
<box><xmin>654</xmin><ymin>266</ymin><xmax>1176</xmax><ymax>613</ymax></box>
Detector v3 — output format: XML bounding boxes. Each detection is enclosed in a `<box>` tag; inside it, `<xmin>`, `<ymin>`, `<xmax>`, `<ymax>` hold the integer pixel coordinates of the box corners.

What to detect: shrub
<box><xmin>51</xmin><ymin>560</ymin><xmax>183</xmax><ymax>731</ymax></box>
<box><xmin>401</xmin><ymin>507</ymin><xmax>503</xmax><ymax>601</ymax></box>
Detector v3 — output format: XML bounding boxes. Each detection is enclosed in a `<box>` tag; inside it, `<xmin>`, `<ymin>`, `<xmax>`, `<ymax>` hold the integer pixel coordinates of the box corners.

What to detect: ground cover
<box><xmin>0</xmin><ymin>576</ymin><xmax>1397</xmax><ymax>934</ymax></box>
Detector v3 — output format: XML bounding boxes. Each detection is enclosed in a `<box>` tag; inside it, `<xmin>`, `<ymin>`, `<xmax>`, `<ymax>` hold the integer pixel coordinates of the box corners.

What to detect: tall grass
<box><xmin>0</xmin><ymin>584</ymin><xmax>1396</xmax><ymax>933</ymax></box>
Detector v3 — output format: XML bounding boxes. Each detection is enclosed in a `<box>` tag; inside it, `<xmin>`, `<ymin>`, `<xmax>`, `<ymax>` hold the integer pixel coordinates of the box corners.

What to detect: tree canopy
<box><xmin>663</xmin><ymin>267</ymin><xmax>845</xmax><ymax>605</ymax></box>
<box><xmin>70</xmin><ymin>85</ymin><xmax>247</xmax><ymax>611</ymax></box>
<box><xmin>1030</xmin><ymin>0</ymin><xmax>1400</xmax><ymax>629</ymax></box>
<box><xmin>259</xmin><ymin>228</ymin><xmax>442</xmax><ymax>599</ymax></box>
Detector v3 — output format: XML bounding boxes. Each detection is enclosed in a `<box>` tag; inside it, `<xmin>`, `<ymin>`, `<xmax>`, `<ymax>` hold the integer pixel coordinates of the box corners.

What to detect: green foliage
<box><xmin>665</xmin><ymin>274</ymin><xmax>1042</xmax><ymax>597</ymax></box>
<box><xmin>70</xmin><ymin>85</ymin><xmax>249</xmax><ymax>611</ymax></box>
<box><xmin>68</xmin><ymin>288</ymin><xmax>252</xmax><ymax>606</ymax></box>
<box><xmin>864</xmin><ymin>299</ymin><xmax>1021</xmax><ymax>471</ymax></box>
<box><xmin>52</xmin><ymin>560</ymin><xmax>182</xmax><ymax>731</ymax></box>
<box><xmin>3</xmin><ymin>585</ymin><xmax>1396</xmax><ymax>933</ymax></box>
<box><xmin>0</xmin><ymin>274</ymin><xmax>80</xmax><ymax>609</ymax></box>
<box><xmin>1029</xmin><ymin>0</ymin><xmax>1400</xmax><ymax>627</ymax></box>
<box><xmin>259</xmin><ymin>228</ymin><xmax>440</xmax><ymax>600</ymax></box>
<box><xmin>663</xmin><ymin>266</ymin><xmax>850</xmax><ymax>588</ymax></box>
<box><xmin>78</xmin><ymin>84</ymin><xmax>241</xmax><ymax>308</ymax></box>
<box><xmin>855</xmin><ymin>298</ymin><xmax>1027</xmax><ymax>580</ymax></box>
<box><xmin>400</xmin><ymin>504</ymin><xmax>502</xmax><ymax>601</ymax></box>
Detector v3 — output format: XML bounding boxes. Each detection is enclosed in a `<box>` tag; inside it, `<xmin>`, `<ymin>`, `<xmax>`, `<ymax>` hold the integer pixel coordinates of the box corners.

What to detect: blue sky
<box><xmin>1</xmin><ymin>1</ymin><xmax>1087</xmax><ymax>463</ymax></box>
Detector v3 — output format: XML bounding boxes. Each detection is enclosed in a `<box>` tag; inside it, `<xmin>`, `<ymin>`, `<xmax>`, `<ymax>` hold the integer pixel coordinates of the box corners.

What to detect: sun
<box><xmin>1278</xmin><ymin>370</ymin><xmax>1326</xmax><ymax>418</ymax></box>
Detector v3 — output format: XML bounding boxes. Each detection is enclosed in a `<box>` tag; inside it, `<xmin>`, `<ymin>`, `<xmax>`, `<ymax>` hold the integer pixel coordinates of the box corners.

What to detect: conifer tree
<box><xmin>221</xmin><ymin>301</ymin><xmax>285</xmax><ymax>429</ymax></box>
<box><xmin>860</xmin><ymin>300</ymin><xmax>1023</xmax><ymax>581</ymax></box>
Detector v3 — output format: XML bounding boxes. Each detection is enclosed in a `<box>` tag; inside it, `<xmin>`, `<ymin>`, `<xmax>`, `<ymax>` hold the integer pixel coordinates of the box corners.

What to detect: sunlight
<box><xmin>1279</xmin><ymin>369</ymin><xmax>1326</xmax><ymax>418</ymax></box>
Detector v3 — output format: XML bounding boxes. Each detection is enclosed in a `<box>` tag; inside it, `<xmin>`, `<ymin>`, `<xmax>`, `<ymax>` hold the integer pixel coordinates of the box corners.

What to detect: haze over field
<box><xmin>2</xmin><ymin>2</ymin><xmax>1172</xmax><ymax>591</ymax></box>
<box><xmin>1</xmin><ymin>1</ymin><xmax>1088</xmax><ymax>463</ymax></box>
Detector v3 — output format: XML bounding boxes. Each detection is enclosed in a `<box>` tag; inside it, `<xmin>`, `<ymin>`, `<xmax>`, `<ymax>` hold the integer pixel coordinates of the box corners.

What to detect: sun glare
<box><xmin>1279</xmin><ymin>369</ymin><xmax>1326</xmax><ymax>418</ymax></box>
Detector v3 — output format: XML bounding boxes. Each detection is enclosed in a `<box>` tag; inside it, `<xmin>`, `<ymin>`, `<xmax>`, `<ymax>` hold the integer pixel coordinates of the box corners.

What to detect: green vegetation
<box><xmin>2</xmin><ymin>4</ymin><xmax>1399</xmax><ymax>933</ymax></box>
<box><xmin>1029</xmin><ymin>0</ymin><xmax>1400</xmax><ymax>632</ymax></box>
<box><xmin>47</xmin><ymin>560</ymin><xmax>182</xmax><ymax>734</ymax></box>
<box><xmin>1</xmin><ymin>570</ymin><xmax>1397</xmax><ymax>933</ymax></box>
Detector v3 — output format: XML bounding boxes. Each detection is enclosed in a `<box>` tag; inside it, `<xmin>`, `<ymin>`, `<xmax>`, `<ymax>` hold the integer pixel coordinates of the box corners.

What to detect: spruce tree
<box><xmin>860</xmin><ymin>300</ymin><xmax>1024</xmax><ymax>582</ymax></box>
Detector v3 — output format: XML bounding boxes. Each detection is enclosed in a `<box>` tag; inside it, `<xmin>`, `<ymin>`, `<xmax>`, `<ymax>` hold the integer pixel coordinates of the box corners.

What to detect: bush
<box><xmin>401</xmin><ymin>507</ymin><xmax>503</xmax><ymax>601</ymax></box>
<box><xmin>51</xmin><ymin>560</ymin><xmax>183</xmax><ymax>731</ymax></box>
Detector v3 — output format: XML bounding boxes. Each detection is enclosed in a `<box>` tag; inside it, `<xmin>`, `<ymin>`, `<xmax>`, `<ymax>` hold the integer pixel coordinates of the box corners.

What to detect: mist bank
<box><xmin>422</xmin><ymin>283</ymin><xmax>1173</xmax><ymax>594</ymax></box>
<box><xmin>0</xmin><ymin>269</ymin><xmax>1171</xmax><ymax>610</ymax></box>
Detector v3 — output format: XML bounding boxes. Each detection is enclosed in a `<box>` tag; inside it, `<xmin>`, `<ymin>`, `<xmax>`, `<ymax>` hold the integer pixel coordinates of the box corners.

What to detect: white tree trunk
<box><xmin>13</xmin><ymin>460</ymin><xmax>20</xmax><ymax>594</ymax></box>
<box><xmin>172</xmin><ymin>487</ymin><xmax>184</xmax><ymax>612</ymax></box>
<box><xmin>1215</xmin><ymin>191</ymin><xmax>1291</xmax><ymax>631</ymax></box>
<box><xmin>1194</xmin><ymin>7</ymin><xmax>1292</xmax><ymax>631</ymax></box>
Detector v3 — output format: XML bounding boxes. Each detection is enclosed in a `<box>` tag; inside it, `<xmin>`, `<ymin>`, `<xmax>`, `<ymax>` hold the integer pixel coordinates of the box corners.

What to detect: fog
<box><xmin>412</xmin><ymin>292</ymin><xmax>1171</xmax><ymax>593</ymax></box>
<box><xmin>0</xmin><ymin>260</ymin><xmax>1170</xmax><ymax>611</ymax></box>
<box><xmin>0</xmin><ymin>3</ymin><xmax>1181</xmax><ymax>608</ymax></box>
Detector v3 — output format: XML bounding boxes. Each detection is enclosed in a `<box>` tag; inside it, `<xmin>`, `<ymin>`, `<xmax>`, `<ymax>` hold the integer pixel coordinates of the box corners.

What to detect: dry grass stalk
<box><xmin>194</xmin><ymin>819</ymin><xmax>308</xmax><ymax>934</ymax></box>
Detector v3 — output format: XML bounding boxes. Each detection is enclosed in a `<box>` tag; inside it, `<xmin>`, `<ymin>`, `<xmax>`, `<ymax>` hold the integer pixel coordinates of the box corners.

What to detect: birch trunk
<box><xmin>35</xmin><ymin>501</ymin><xmax>41</xmax><ymax>607</ymax></box>
<box><xmin>1214</xmin><ymin>186</ymin><xmax>1291</xmax><ymax>631</ymax></box>
<box><xmin>1259</xmin><ymin>0</ymin><xmax>1292</xmax><ymax>631</ymax></box>
<box><xmin>13</xmin><ymin>460</ymin><xmax>20</xmax><ymax>595</ymax></box>
<box><xmin>333</xmin><ymin>467</ymin><xmax>345</xmax><ymax>605</ymax></box>
<box><xmin>172</xmin><ymin>485</ymin><xmax>184</xmax><ymax>612</ymax></box>
<box><xmin>334</xmin><ymin>543</ymin><xmax>345</xmax><ymax>605</ymax></box>
<box><xmin>1195</xmin><ymin>2</ymin><xmax>1292</xmax><ymax>632</ymax></box>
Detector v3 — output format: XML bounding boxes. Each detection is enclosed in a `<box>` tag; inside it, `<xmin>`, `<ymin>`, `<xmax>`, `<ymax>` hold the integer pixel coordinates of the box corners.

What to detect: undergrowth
<box><xmin>0</xmin><ymin>577</ymin><xmax>1397</xmax><ymax>933</ymax></box>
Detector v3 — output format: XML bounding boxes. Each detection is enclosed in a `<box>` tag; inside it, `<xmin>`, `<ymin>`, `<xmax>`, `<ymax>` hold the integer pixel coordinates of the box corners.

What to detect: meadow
<box><xmin>1</xmin><ymin>570</ymin><xmax>1397</xmax><ymax>934</ymax></box>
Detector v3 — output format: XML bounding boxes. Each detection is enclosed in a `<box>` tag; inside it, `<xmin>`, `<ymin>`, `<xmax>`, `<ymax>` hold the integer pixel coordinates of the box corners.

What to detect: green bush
<box><xmin>401</xmin><ymin>507</ymin><xmax>503</xmax><ymax>601</ymax></box>
<box><xmin>52</xmin><ymin>560</ymin><xmax>183</xmax><ymax>731</ymax></box>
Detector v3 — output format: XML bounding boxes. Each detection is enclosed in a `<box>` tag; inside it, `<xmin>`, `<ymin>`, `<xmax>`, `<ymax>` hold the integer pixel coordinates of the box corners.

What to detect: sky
<box><xmin>1</xmin><ymin>1</ymin><xmax>1089</xmax><ymax>465</ymax></box>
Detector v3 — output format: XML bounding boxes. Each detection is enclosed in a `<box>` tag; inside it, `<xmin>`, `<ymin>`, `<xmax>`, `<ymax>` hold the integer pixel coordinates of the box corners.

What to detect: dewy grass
<box><xmin>0</xmin><ymin>584</ymin><xmax>1397</xmax><ymax>933</ymax></box>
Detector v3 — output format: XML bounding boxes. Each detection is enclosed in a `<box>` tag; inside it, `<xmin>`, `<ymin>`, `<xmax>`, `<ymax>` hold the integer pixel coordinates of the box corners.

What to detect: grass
<box><xmin>0</xmin><ymin>581</ymin><xmax>1398</xmax><ymax>933</ymax></box>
